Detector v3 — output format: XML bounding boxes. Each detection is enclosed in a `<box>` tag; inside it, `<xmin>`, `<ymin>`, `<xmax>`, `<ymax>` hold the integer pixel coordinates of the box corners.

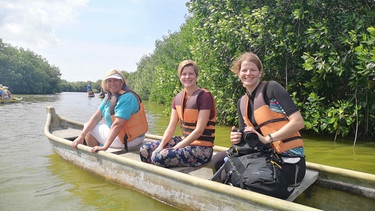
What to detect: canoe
<box><xmin>44</xmin><ymin>106</ymin><xmax>375</xmax><ymax>211</ymax></box>
<box><xmin>98</xmin><ymin>92</ymin><xmax>105</xmax><ymax>98</ymax></box>
<box><xmin>88</xmin><ymin>91</ymin><xmax>95</xmax><ymax>97</ymax></box>
<box><xmin>0</xmin><ymin>97</ymin><xmax>22</xmax><ymax>104</ymax></box>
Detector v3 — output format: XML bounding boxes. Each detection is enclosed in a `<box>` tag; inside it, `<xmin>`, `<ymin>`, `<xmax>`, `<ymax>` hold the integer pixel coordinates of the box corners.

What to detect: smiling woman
<box><xmin>72</xmin><ymin>69</ymin><xmax>148</xmax><ymax>153</ymax></box>
<box><xmin>140</xmin><ymin>60</ymin><xmax>217</xmax><ymax>168</ymax></box>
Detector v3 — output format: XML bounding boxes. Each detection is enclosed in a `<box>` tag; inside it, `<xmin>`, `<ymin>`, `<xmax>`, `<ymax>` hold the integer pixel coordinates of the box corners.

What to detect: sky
<box><xmin>0</xmin><ymin>0</ymin><xmax>189</xmax><ymax>82</ymax></box>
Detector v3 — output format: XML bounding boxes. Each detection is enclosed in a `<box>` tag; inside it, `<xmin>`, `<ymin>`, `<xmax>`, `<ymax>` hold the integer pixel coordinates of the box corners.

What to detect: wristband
<box><xmin>268</xmin><ymin>134</ymin><xmax>274</xmax><ymax>143</ymax></box>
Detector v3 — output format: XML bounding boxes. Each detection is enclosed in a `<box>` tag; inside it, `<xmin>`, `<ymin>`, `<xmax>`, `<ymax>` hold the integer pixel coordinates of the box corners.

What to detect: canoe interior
<box><xmin>51</xmin><ymin>126</ymin><xmax>318</xmax><ymax>200</ymax></box>
<box><xmin>45</xmin><ymin>106</ymin><xmax>375</xmax><ymax>211</ymax></box>
<box><xmin>295</xmin><ymin>184</ymin><xmax>375</xmax><ymax>211</ymax></box>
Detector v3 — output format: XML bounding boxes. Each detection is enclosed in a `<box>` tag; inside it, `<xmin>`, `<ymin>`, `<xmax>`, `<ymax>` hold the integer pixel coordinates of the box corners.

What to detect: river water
<box><xmin>1</xmin><ymin>92</ymin><xmax>374</xmax><ymax>211</ymax></box>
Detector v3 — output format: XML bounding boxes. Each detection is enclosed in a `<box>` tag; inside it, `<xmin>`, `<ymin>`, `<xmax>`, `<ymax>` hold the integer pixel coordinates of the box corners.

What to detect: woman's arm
<box><xmin>72</xmin><ymin>110</ymin><xmax>102</xmax><ymax>148</ymax></box>
<box><xmin>92</xmin><ymin>117</ymin><xmax>126</xmax><ymax>152</ymax></box>
<box><xmin>229</xmin><ymin>98</ymin><xmax>246</xmax><ymax>145</ymax></box>
<box><xmin>246</xmin><ymin>81</ymin><xmax>305</xmax><ymax>144</ymax></box>
<box><xmin>155</xmin><ymin>109</ymin><xmax>179</xmax><ymax>150</ymax></box>
<box><xmin>173</xmin><ymin>109</ymin><xmax>211</xmax><ymax>149</ymax></box>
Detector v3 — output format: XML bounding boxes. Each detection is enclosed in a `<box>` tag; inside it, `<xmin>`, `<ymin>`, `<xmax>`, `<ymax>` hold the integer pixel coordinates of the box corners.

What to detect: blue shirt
<box><xmin>99</xmin><ymin>92</ymin><xmax>139</xmax><ymax>128</ymax></box>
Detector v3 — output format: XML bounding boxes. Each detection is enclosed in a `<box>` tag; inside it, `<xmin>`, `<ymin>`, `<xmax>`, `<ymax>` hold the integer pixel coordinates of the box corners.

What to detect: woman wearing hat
<box><xmin>72</xmin><ymin>69</ymin><xmax>147</xmax><ymax>153</ymax></box>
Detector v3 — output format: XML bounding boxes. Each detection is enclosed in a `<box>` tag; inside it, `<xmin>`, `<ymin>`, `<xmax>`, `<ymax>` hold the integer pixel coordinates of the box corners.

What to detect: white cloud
<box><xmin>0</xmin><ymin>0</ymin><xmax>188</xmax><ymax>82</ymax></box>
<box><xmin>0</xmin><ymin>0</ymin><xmax>88</xmax><ymax>50</ymax></box>
<box><xmin>46</xmin><ymin>40</ymin><xmax>152</xmax><ymax>81</ymax></box>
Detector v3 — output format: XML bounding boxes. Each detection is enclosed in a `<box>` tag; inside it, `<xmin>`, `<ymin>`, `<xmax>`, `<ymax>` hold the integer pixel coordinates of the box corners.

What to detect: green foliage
<box><xmin>59</xmin><ymin>80</ymin><xmax>102</xmax><ymax>93</ymax></box>
<box><xmin>187</xmin><ymin>0</ymin><xmax>257</xmax><ymax>124</ymax></box>
<box><xmin>130</xmin><ymin>19</ymin><xmax>195</xmax><ymax>106</ymax></box>
<box><xmin>297</xmin><ymin>1</ymin><xmax>375</xmax><ymax>139</ymax></box>
<box><xmin>295</xmin><ymin>92</ymin><xmax>325</xmax><ymax>134</ymax></box>
<box><xmin>129</xmin><ymin>0</ymin><xmax>375</xmax><ymax>140</ymax></box>
<box><xmin>184</xmin><ymin>0</ymin><xmax>375</xmax><ymax>140</ymax></box>
<box><xmin>299</xmin><ymin>92</ymin><xmax>357</xmax><ymax>140</ymax></box>
<box><xmin>0</xmin><ymin>39</ymin><xmax>62</xmax><ymax>94</ymax></box>
<box><xmin>127</xmin><ymin>55</ymin><xmax>153</xmax><ymax>100</ymax></box>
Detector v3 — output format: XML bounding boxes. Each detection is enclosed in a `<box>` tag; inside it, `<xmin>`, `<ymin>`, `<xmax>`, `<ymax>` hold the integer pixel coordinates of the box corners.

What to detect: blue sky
<box><xmin>0</xmin><ymin>0</ymin><xmax>189</xmax><ymax>82</ymax></box>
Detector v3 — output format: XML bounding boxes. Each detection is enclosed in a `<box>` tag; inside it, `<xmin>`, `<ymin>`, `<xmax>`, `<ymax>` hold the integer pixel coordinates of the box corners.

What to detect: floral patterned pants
<box><xmin>139</xmin><ymin>136</ymin><xmax>213</xmax><ymax>167</ymax></box>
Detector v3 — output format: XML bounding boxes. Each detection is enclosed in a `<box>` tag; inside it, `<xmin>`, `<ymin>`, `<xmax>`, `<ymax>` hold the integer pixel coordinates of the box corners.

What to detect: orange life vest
<box><xmin>110</xmin><ymin>90</ymin><xmax>148</xmax><ymax>144</ymax></box>
<box><xmin>174</xmin><ymin>88</ymin><xmax>216</xmax><ymax>147</ymax></box>
<box><xmin>240</xmin><ymin>82</ymin><xmax>304</xmax><ymax>153</ymax></box>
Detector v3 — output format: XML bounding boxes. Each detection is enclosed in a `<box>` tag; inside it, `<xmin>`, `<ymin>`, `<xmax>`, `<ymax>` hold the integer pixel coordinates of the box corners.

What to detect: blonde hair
<box><xmin>101</xmin><ymin>69</ymin><xmax>127</xmax><ymax>93</ymax></box>
<box><xmin>230</xmin><ymin>52</ymin><xmax>263</xmax><ymax>75</ymax></box>
<box><xmin>177</xmin><ymin>60</ymin><xmax>199</xmax><ymax>77</ymax></box>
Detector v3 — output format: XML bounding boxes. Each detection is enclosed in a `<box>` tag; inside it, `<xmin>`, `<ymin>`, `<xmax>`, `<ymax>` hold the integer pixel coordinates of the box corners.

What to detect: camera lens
<box><xmin>243</xmin><ymin>132</ymin><xmax>258</xmax><ymax>147</ymax></box>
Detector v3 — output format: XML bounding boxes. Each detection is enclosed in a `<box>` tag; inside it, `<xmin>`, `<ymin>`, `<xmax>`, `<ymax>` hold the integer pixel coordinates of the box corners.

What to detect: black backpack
<box><xmin>212</xmin><ymin>147</ymin><xmax>291</xmax><ymax>199</ymax></box>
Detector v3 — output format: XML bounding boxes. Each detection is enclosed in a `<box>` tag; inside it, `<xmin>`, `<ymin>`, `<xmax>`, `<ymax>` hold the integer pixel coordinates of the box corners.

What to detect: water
<box><xmin>0</xmin><ymin>93</ymin><xmax>177</xmax><ymax>211</ymax></box>
<box><xmin>1</xmin><ymin>92</ymin><xmax>374</xmax><ymax>211</ymax></box>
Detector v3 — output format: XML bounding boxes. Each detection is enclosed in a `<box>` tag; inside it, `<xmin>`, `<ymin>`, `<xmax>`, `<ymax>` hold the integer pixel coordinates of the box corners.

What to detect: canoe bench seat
<box><xmin>169</xmin><ymin>159</ymin><xmax>217</xmax><ymax>179</ymax></box>
<box><xmin>109</xmin><ymin>147</ymin><xmax>319</xmax><ymax>201</ymax></box>
<box><xmin>112</xmin><ymin>149</ymin><xmax>217</xmax><ymax>179</ymax></box>
<box><xmin>52</xmin><ymin>128</ymin><xmax>82</xmax><ymax>140</ymax></box>
<box><xmin>287</xmin><ymin>169</ymin><xmax>319</xmax><ymax>201</ymax></box>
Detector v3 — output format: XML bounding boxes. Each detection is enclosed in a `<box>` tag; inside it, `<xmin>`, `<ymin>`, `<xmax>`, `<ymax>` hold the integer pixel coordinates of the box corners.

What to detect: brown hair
<box><xmin>177</xmin><ymin>60</ymin><xmax>199</xmax><ymax>77</ymax></box>
<box><xmin>230</xmin><ymin>52</ymin><xmax>263</xmax><ymax>75</ymax></box>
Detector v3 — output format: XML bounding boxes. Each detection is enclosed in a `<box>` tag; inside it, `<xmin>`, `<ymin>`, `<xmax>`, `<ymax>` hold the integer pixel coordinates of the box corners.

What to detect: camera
<box><xmin>237</xmin><ymin>129</ymin><xmax>259</xmax><ymax>147</ymax></box>
<box><xmin>227</xmin><ymin>129</ymin><xmax>261</xmax><ymax>156</ymax></box>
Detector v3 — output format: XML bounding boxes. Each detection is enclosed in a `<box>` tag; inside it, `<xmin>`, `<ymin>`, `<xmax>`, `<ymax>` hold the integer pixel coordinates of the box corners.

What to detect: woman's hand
<box><xmin>72</xmin><ymin>110</ymin><xmax>103</xmax><ymax>149</ymax></box>
<box><xmin>91</xmin><ymin>146</ymin><xmax>106</xmax><ymax>153</ymax></box>
<box><xmin>244</xmin><ymin>126</ymin><xmax>270</xmax><ymax>144</ymax></box>
<box><xmin>72</xmin><ymin>135</ymin><xmax>84</xmax><ymax>149</ymax></box>
<box><xmin>151</xmin><ymin>145</ymin><xmax>164</xmax><ymax>158</ymax></box>
<box><xmin>230</xmin><ymin>126</ymin><xmax>242</xmax><ymax>144</ymax></box>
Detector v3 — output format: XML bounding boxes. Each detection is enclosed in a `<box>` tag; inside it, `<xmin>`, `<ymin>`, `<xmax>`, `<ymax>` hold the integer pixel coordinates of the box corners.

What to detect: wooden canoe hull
<box><xmin>44</xmin><ymin>106</ymin><xmax>375</xmax><ymax>211</ymax></box>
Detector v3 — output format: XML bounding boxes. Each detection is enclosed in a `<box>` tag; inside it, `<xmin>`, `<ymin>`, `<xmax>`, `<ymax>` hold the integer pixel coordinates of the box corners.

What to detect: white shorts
<box><xmin>86</xmin><ymin>122</ymin><xmax>145</xmax><ymax>150</ymax></box>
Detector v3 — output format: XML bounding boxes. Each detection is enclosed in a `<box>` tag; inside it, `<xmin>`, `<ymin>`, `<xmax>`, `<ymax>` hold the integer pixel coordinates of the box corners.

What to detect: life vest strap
<box><xmin>281</xmin><ymin>136</ymin><xmax>302</xmax><ymax>143</ymax></box>
<box><xmin>180</xmin><ymin>119</ymin><xmax>216</xmax><ymax>127</ymax></box>
<box><xmin>109</xmin><ymin>90</ymin><xmax>147</xmax><ymax>152</ymax></box>
<box><xmin>257</xmin><ymin>117</ymin><xmax>288</xmax><ymax>129</ymax></box>
<box><xmin>182</xmin><ymin>132</ymin><xmax>215</xmax><ymax>142</ymax></box>
<box><xmin>181</xmin><ymin>126</ymin><xmax>215</xmax><ymax>136</ymax></box>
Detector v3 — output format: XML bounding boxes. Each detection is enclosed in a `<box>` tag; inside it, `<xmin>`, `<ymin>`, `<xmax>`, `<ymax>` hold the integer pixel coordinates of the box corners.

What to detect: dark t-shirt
<box><xmin>172</xmin><ymin>90</ymin><xmax>215</xmax><ymax>119</ymax></box>
<box><xmin>237</xmin><ymin>81</ymin><xmax>299</xmax><ymax>131</ymax></box>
